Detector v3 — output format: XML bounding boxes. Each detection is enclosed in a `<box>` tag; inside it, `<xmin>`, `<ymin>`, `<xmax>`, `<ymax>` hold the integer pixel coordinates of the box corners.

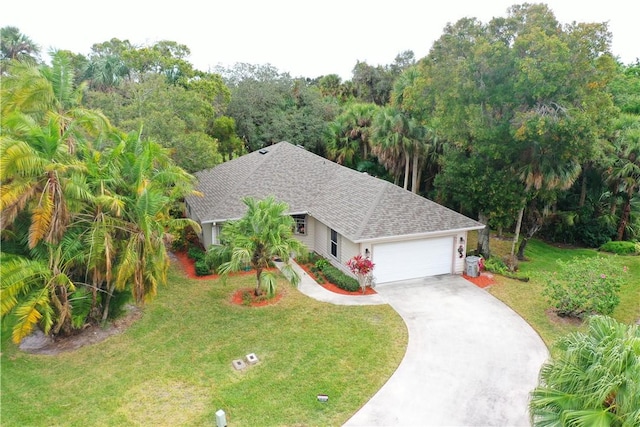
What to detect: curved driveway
<box><xmin>343</xmin><ymin>275</ymin><xmax>549</xmax><ymax>427</ymax></box>
<box><xmin>283</xmin><ymin>262</ymin><xmax>549</xmax><ymax>426</ymax></box>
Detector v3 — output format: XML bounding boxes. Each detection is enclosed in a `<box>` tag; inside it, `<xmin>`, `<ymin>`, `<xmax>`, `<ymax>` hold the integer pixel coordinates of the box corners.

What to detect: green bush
<box><xmin>599</xmin><ymin>241</ymin><xmax>639</xmax><ymax>255</ymax></box>
<box><xmin>320</xmin><ymin>264</ymin><xmax>360</xmax><ymax>292</ymax></box>
<box><xmin>314</xmin><ymin>258</ymin><xmax>329</xmax><ymax>270</ymax></box>
<box><xmin>296</xmin><ymin>251</ymin><xmax>319</xmax><ymax>265</ymax></box>
<box><xmin>205</xmin><ymin>245</ymin><xmax>231</xmax><ymax>272</ymax></box>
<box><xmin>194</xmin><ymin>260</ymin><xmax>211</xmax><ymax>276</ymax></box>
<box><xmin>543</xmin><ymin>256</ymin><xmax>628</xmax><ymax>318</ymax></box>
<box><xmin>484</xmin><ymin>257</ymin><xmax>508</xmax><ymax>274</ymax></box>
<box><xmin>187</xmin><ymin>245</ymin><xmax>206</xmax><ymax>262</ymax></box>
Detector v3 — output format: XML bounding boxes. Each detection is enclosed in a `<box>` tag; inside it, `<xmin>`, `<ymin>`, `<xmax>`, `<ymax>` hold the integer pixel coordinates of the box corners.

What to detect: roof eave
<box><xmin>200</xmin><ymin>210</ymin><xmax>309</xmax><ymax>225</ymax></box>
<box><xmin>354</xmin><ymin>225</ymin><xmax>486</xmax><ymax>244</ymax></box>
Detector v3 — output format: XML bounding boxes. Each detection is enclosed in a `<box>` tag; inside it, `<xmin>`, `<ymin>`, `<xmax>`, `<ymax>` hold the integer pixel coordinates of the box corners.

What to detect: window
<box><xmin>293</xmin><ymin>214</ymin><xmax>306</xmax><ymax>235</ymax></box>
<box><xmin>330</xmin><ymin>229</ymin><xmax>338</xmax><ymax>258</ymax></box>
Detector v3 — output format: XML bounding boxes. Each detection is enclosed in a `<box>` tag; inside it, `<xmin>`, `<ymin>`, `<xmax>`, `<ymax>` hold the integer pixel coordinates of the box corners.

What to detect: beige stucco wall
<box><xmin>453</xmin><ymin>232</ymin><xmax>468</xmax><ymax>274</ymax></box>
<box><xmin>310</xmin><ymin>217</ymin><xmax>359</xmax><ymax>277</ymax></box>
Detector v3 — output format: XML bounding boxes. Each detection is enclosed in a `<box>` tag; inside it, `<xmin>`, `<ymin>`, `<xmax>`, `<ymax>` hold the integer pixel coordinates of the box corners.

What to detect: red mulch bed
<box><xmin>173</xmin><ymin>251</ymin><xmax>376</xmax><ymax>296</ymax></box>
<box><xmin>463</xmin><ymin>272</ymin><xmax>495</xmax><ymax>288</ymax></box>
<box><xmin>298</xmin><ymin>263</ymin><xmax>377</xmax><ymax>295</ymax></box>
<box><xmin>230</xmin><ymin>288</ymin><xmax>284</xmax><ymax>307</ymax></box>
<box><xmin>172</xmin><ymin>251</ymin><xmax>283</xmax><ymax>307</ymax></box>
<box><xmin>173</xmin><ymin>251</ymin><xmax>265</xmax><ymax>280</ymax></box>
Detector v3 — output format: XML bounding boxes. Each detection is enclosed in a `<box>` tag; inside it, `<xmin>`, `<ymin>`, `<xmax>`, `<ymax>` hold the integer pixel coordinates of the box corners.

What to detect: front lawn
<box><xmin>1</xmin><ymin>263</ymin><xmax>407</xmax><ymax>426</ymax></box>
<box><xmin>472</xmin><ymin>234</ymin><xmax>640</xmax><ymax>347</ymax></box>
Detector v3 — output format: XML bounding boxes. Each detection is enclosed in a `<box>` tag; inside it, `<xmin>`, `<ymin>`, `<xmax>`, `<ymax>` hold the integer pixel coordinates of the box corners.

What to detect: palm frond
<box><xmin>11</xmin><ymin>285</ymin><xmax>50</xmax><ymax>343</ymax></box>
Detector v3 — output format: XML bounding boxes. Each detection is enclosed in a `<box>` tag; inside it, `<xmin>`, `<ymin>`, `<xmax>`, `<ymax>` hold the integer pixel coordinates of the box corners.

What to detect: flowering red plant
<box><xmin>346</xmin><ymin>254</ymin><xmax>375</xmax><ymax>276</ymax></box>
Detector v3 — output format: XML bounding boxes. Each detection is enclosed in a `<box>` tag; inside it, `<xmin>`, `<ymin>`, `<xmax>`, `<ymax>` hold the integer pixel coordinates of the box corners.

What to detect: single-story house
<box><xmin>185</xmin><ymin>141</ymin><xmax>485</xmax><ymax>284</ymax></box>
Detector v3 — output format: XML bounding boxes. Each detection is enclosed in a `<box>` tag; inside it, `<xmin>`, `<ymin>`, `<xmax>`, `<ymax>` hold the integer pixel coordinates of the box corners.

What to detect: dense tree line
<box><xmin>1</xmin><ymin>49</ymin><xmax>199</xmax><ymax>342</ymax></box>
<box><xmin>2</xmin><ymin>2</ymin><xmax>639</xmax><ymax>341</ymax></box>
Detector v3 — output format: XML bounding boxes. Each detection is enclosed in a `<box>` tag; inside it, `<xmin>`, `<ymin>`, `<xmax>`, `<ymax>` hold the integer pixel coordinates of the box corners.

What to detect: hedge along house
<box><xmin>185</xmin><ymin>141</ymin><xmax>485</xmax><ymax>285</ymax></box>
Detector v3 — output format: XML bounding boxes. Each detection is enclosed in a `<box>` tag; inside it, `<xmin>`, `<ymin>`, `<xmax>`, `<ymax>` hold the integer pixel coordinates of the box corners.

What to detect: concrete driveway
<box><xmin>343</xmin><ymin>275</ymin><xmax>549</xmax><ymax>427</ymax></box>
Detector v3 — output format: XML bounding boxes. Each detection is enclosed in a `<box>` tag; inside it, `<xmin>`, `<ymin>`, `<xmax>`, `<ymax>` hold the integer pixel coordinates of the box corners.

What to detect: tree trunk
<box><xmin>254</xmin><ymin>268</ymin><xmax>263</xmax><ymax>296</ymax></box>
<box><xmin>477</xmin><ymin>212</ymin><xmax>491</xmax><ymax>258</ymax></box>
<box><xmin>516</xmin><ymin>236</ymin><xmax>530</xmax><ymax>260</ymax></box>
<box><xmin>403</xmin><ymin>151</ymin><xmax>410</xmax><ymax>190</ymax></box>
<box><xmin>517</xmin><ymin>224</ymin><xmax>541</xmax><ymax>260</ymax></box>
<box><xmin>616</xmin><ymin>198</ymin><xmax>631</xmax><ymax>241</ymax></box>
<box><xmin>411</xmin><ymin>151</ymin><xmax>419</xmax><ymax>193</ymax></box>
<box><xmin>579</xmin><ymin>165</ymin><xmax>588</xmax><ymax>207</ymax></box>
<box><xmin>517</xmin><ymin>205</ymin><xmax>543</xmax><ymax>260</ymax></box>
<box><xmin>511</xmin><ymin>205</ymin><xmax>525</xmax><ymax>257</ymax></box>
<box><xmin>101</xmin><ymin>282</ymin><xmax>116</xmax><ymax>323</ymax></box>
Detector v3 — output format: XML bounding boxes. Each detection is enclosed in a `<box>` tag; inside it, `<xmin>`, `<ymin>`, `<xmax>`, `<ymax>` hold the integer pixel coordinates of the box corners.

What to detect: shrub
<box><xmin>187</xmin><ymin>245</ymin><xmax>206</xmax><ymax>262</ymax></box>
<box><xmin>320</xmin><ymin>264</ymin><xmax>360</xmax><ymax>292</ymax></box>
<box><xmin>314</xmin><ymin>258</ymin><xmax>329</xmax><ymax>270</ymax></box>
<box><xmin>543</xmin><ymin>256</ymin><xmax>628</xmax><ymax>318</ymax></box>
<box><xmin>484</xmin><ymin>257</ymin><xmax>508</xmax><ymax>275</ymax></box>
<box><xmin>599</xmin><ymin>241</ymin><xmax>639</xmax><ymax>255</ymax></box>
<box><xmin>171</xmin><ymin>224</ymin><xmax>201</xmax><ymax>251</ymax></box>
<box><xmin>206</xmin><ymin>245</ymin><xmax>231</xmax><ymax>272</ymax></box>
<box><xmin>530</xmin><ymin>316</ymin><xmax>640</xmax><ymax>424</ymax></box>
<box><xmin>194</xmin><ymin>260</ymin><xmax>211</xmax><ymax>276</ymax></box>
<box><xmin>296</xmin><ymin>251</ymin><xmax>319</xmax><ymax>265</ymax></box>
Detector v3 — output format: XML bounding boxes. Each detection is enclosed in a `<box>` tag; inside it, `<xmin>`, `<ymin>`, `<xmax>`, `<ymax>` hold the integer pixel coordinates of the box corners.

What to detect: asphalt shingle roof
<box><xmin>186</xmin><ymin>141</ymin><xmax>484</xmax><ymax>242</ymax></box>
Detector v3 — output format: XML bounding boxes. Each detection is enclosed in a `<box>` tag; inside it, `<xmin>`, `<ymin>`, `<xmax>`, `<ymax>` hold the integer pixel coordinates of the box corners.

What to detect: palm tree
<box><xmin>1</xmin><ymin>50</ymin><xmax>111</xmax><ymax>153</ymax></box>
<box><xmin>0</xmin><ymin>234</ymin><xmax>84</xmax><ymax>343</ymax></box>
<box><xmin>0</xmin><ymin>26</ymin><xmax>40</xmax><ymax>69</ymax></box>
<box><xmin>111</xmin><ymin>132</ymin><xmax>200</xmax><ymax>307</ymax></box>
<box><xmin>0</xmin><ymin>113</ymin><xmax>90</xmax><ymax>248</ymax></box>
<box><xmin>216</xmin><ymin>196</ymin><xmax>306</xmax><ymax>297</ymax></box>
<box><xmin>83</xmin><ymin>54</ymin><xmax>130</xmax><ymax>91</ymax></box>
<box><xmin>605</xmin><ymin>114</ymin><xmax>640</xmax><ymax>241</ymax></box>
<box><xmin>371</xmin><ymin>106</ymin><xmax>426</xmax><ymax>191</ymax></box>
<box><xmin>511</xmin><ymin>107</ymin><xmax>583</xmax><ymax>258</ymax></box>
<box><xmin>530</xmin><ymin>315</ymin><xmax>640</xmax><ymax>426</ymax></box>
<box><xmin>326</xmin><ymin>103</ymin><xmax>378</xmax><ymax>168</ymax></box>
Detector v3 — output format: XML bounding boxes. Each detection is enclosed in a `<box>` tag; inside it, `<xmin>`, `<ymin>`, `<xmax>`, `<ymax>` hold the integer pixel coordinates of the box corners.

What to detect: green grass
<box><xmin>1</xmin><ymin>265</ymin><xmax>407</xmax><ymax>426</ymax></box>
<box><xmin>469</xmin><ymin>232</ymin><xmax>640</xmax><ymax>348</ymax></box>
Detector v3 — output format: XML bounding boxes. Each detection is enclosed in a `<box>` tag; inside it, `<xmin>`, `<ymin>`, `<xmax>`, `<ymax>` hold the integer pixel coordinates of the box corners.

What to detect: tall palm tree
<box><xmin>605</xmin><ymin>114</ymin><xmax>640</xmax><ymax>241</ymax></box>
<box><xmin>530</xmin><ymin>315</ymin><xmax>640</xmax><ymax>426</ymax></box>
<box><xmin>0</xmin><ymin>113</ymin><xmax>90</xmax><ymax>248</ymax></box>
<box><xmin>372</xmin><ymin>106</ymin><xmax>423</xmax><ymax>190</ymax></box>
<box><xmin>83</xmin><ymin>54</ymin><xmax>130</xmax><ymax>91</ymax></box>
<box><xmin>511</xmin><ymin>107</ymin><xmax>584</xmax><ymax>258</ymax></box>
<box><xmin>217</xmin><ymin>196</ymin><xmax>306</xmax><ymax>297</ymax></box>
<box><xmin>0</xmin><ymin>26</ymin><xmax>40</xmax><ymax>69</ymax></box>
<box><xmin>112</xmin><ymin>132</ymin><xmax>199</xmax><ymax>306</ymax></box>
<box><xmin>1</xmin><ymin>50</ymin><xmax>111</xmax><ymax>154</ymax></box>
<box><xmin>326</xmin><ymin>103</ymin><xmax>378</xmax><ymax>168</ymax></box>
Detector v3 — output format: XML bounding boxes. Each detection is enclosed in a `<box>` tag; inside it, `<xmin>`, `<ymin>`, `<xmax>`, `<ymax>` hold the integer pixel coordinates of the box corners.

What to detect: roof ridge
<box><xmin>353</xmin><ymin>172</ymin><xmax>388</xmax><ymax>240</ymax></box>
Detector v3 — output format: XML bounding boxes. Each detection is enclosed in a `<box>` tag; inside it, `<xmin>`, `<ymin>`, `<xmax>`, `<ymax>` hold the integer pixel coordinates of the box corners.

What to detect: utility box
<box><xmin>465</xmin><ymin>256</ymin><xmax>480</xmax><ymax>277</ymax></box>
<box><xmin>215</xmin><ymin>409</ymin><xmax>227</xmax><ymax>427</ymax></box>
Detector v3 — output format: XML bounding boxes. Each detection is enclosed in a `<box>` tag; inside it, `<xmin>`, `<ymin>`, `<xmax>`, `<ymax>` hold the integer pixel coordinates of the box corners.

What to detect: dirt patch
<box><xmin>118</xmin><ymin>379</ymin><xmax>210</xmax><ymax>425</ymax></box>
<box><xmin>544</xmin><ymin>308</ymin><xmax>584</xmax><ymax>326</ymax></box>
<box><xmin>20</xmin><ymin>305</ymin><xmax>142</xmax><ymax>356</ymax></box>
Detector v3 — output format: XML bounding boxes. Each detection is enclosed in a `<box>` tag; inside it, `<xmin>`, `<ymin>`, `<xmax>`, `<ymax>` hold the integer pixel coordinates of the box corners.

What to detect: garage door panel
<box><xmin>373</xmin><ymin>237</ymin><xmax>454</xmax><ymax>284</ymax></box>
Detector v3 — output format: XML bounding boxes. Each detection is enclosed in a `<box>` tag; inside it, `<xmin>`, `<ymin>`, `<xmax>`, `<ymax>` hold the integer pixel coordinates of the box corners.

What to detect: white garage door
<box><xmin>373</xmin><ymin>236</ymin><xmax>454</xmax><ymax>284</ymax></box>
